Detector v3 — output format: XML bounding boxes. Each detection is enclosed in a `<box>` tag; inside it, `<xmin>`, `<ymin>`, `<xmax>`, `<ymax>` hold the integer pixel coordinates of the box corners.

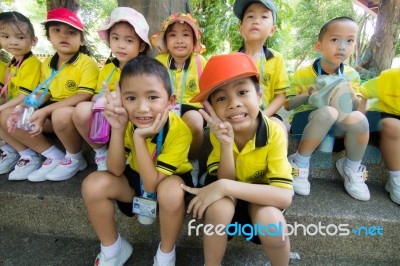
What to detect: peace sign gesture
<box><xmin>199</xmin><ymin>101</ymin><xmax>234</xmax><ymax>145</ymax></box>
<box><xmin>103</xmin><ymin>82</ymin><xmax>128</xmax><ymax>130</ymax></box>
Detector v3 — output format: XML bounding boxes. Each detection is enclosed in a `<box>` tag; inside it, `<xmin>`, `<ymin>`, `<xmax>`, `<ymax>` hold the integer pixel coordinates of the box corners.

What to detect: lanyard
<box><xmin>98</xmin><ymin>67</ymin><xmax>116</xmax><ymax>98</ymax></box>
<box><xmin>317</xmin><ymin>59</ymin><xmax>342</xmax><ymax>77</ymax></box>
<box><xmin>1</xmin><ymin>59</ymin><xmax>23</xmax><ymax>101</ymax></box>
<box><xmin>139</xmin><ymin>127</ymin><xmax>164</xmax><ymax>196</ymax></box>
<box><xmin>259</xmin><ymin>49</ymin><xmax>266</xmax><ymax>110</ymax></box>
<box><xmin>24</xmin><ymin>64</ymin><xmax>66</xmax><ymax>108</ymax></box>
<box><xmin>169</xmin><ymin>58</ymin><xmax>188</xmax><ymax>116</ymax></box>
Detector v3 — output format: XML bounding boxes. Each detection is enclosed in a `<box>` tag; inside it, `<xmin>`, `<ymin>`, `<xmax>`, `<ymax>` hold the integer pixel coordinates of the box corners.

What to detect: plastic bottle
<box><xmin>137</xmin><ymin>191</ymin><xmax>157</xmax><ymax>225</ymax></box>
<box><xmin>88</xmin><ymin>97</ymin><xmax>110</xmax><ymax>144</ymax></box>
<box><xmin>317</xmin><ymin>134</ymin><xmax>335</xmax><ymax>153</ymax></box>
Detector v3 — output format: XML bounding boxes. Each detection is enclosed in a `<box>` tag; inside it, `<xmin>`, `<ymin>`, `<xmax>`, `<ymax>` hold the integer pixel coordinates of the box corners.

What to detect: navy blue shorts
<box><xmin>366</xmin><ymin>111</ymin><xmax>400</xmax><ymax>146</ymax></box>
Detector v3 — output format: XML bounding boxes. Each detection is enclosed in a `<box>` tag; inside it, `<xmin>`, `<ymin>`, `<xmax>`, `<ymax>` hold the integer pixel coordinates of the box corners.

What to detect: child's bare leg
<box><xmin>182</xmin><ymin>110</ymin><xmax>204</xmax><ymax>159</ymax></box>
<box><xmin>53</xmin><ymin>107</ymin><xmax>82</xmax><ymax>153</ymax></box>
<box><xmin>82</xmin><ymin>171</ymin><xmax>134</xmax><ymax>245</ymax></box>
<box><xmin>157</xmin><ymin>175</ymin><xmax>186</xmax><ymax>252</ymax></box>
<box><xmin>249</xmin><ymin>204</ymin><xmax>290</xmax><ymax>266</ymax></box>
<box><xmin>298</xmin><ymin>106</ymin><xmax>338</xmax><ymax>156</ymax></box>
<box><xmin>380</xmin><ymin>118</ymin><xmax>400</xmax><ymax>170</ymax></box>
<box><xmin>204</xmin><ymin>197</ymin><xmax>235</xmax><ymax>266</ymax></box>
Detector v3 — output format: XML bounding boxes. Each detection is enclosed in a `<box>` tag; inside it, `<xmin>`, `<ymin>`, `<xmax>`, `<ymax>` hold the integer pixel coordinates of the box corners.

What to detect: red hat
<box><xmin>190</xmin><ymin>53</ymin><xmax>259</xmax><ymax>103</ymax></box>
<box><xmin>43</xmin><ymin>7</ymin><xmax>84</xmax><ymax>32</ymax></box>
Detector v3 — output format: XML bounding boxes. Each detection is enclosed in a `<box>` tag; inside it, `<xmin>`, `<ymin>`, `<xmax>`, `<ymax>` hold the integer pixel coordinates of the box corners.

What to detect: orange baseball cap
<box><xmin>190</xmin><ymin>52</ymin><xmax>259</xmax><ymax>103</ymax></box>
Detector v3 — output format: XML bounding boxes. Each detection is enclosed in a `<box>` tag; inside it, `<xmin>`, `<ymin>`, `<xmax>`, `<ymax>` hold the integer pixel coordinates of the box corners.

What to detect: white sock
<box><xmin>344</xmin><ymin>158</ymin><xmax>361</xmax><ymax>171</ymax></box>
<box><xmin>389</xmin><ymin>170</ymin><xmax>400</xmax><ymax>178</ymax></box>
<box><xmin>94</xmin><ymin>145</ymin><xmax>107</xmax><ymax>156</ymax></box>
<box><xmin>1</xmin><ymin>144</ymin><xmax>16</xmax><ymax>153</ymax></box>
<box><xmin>41</xmin><ymin>146</ymin><xmax>64</xmax><ymax>159</ymax></box>
<box><xmin>294</xmin><ymin>151</ymin><xmax>310</xmax><ymax>168</ymax></box>
<box><xmin>156</xmin><ymin>243</ymin><xmax>175</xmax><ymax>264</ymax></box>
<box><xmin>100</xmin><ymin>234</ymin><xmax>122</xmax><ymax>259</ymax></box>
<box><xmin>18</xmin><ymin>149</ymin><xmax>38</xmax><ymax>157</ymax></box>
<box><xmin>66</xmin><ymin>151</ymin><xmax>83</xmax><ymax>160</ymax></box>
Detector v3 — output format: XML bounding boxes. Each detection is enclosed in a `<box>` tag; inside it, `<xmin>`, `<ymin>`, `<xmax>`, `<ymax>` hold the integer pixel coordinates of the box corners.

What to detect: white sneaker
<box><xmin>385</xmin><ymin>176</ymin><xmax>400</xmax><ymax>204</ymax></box>
<box><xmin>336</xmin><ymin>158</ymin><xmax>370</xmax><ymax>201</ymax></box>
<box><xmin>190</xmin><ymin>159</ymin><xmax>199</xmax><ymax>187</ymax></box>
<box><xmin>94</xmin><ymin>236</ymin><xmax>133</xmax><ymax>266</ymax></box>
<box><xmin>8</xmin><ymin>155</ymin><xmax>42</xmax><ymax>181</ymax></box>
<box><xmin>27</xmin><ymin>157</ymin><xmax>62</xmax><ymax>182</ymax></box>
<box><xmin>153</xmin><ymin>255</ymin><xmax>176</xmax><ymax>266</ymax></box>
<box><xmin>288</xmin><ymin>154</ymin><xmax>310</xmax><ymax>196</ymax></box>
<box><xmin>95</xmin><ymin>151</ymin><xmax>107</xmax><ymax>171</ymax></box>
<box><xmin>0</xmin><ymin>149</ymin><xmax>20</xmax><ymax>174</ymax></box>
<box><xmin>46</xmin><ymin>156</ymin><xmax>87</xmax><ymax>181</ymax></box>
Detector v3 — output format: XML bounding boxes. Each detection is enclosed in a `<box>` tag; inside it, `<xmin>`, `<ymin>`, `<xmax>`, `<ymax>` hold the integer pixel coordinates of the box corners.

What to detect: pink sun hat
<box><xmin>98</xmin><ymin>7</ymin><xmax>151</xmax><ymax>47</ymax></box>
<box><xmin>151</xmin><ymin>13</ymin><xmax>205</xmax><ymax>54</ymax></box>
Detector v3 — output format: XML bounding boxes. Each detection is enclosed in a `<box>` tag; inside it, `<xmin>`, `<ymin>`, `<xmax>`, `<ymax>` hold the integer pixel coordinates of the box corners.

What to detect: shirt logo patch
<box><xmin>263</xmin><ymin>73</ymin><xmax>271</xmax><ymax>87</ymax></box>
<box><xmin>188</xmin><ymin>79</ymin><xmax>197</xmax><ymax>92</ymax></box>
<box><xmin>254</xmin><ymin>170</ymin><xmax>265</xmax><ymax>180</ymax></box>
<box><xmin>66</xmin><ymin>80</ymin><xmax>77</xmax><ymax>91</ymax></box>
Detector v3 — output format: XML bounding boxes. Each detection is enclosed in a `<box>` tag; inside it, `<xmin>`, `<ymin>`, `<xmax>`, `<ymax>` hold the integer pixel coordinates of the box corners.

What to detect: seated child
<box><xmin>181</xmin><ymin>52</ymin><xmax>293</xmax><ymax>265</ymax></box>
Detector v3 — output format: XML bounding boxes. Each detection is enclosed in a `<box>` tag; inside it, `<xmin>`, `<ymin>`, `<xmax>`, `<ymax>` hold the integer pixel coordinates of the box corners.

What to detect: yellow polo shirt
<box><xmin>288</xmin><ymin>59</ymin><xmax>361</xmax><ymax>120</ymax></box>
<box><xmin>40</xmin><ymin>52</ymin><xmax>98</xmax><ymax>101</ymax></box>
<box><xmin>0</xmin><ymin>60</ymin><xmax>6</xmax><ymax>89</ymax></box>
<box><xmin>361</xmin><ymin>68</ymin><xmax>400</xmax><ymax>115</ymax></box>
<box><xmin>155</xmin><ymin>53</ymin><xmax>206</xmax><ymax>109</ymax></box>
<box><xmin>124</xmin><ymin>112</ymin><xmax>192</xmax><ymax>175</ymax></box>
<box><xmin>207</xmin><ymin>112</ymin><xmax>293</xmax><ymax>190</ymax></box>
<box><xmin>95</xmin><ymin>58</ymin><xmax>121</xmax><ymax>94</ymax></box>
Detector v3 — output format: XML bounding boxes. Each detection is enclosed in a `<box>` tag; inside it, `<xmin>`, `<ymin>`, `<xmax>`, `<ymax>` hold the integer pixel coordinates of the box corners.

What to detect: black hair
<box><xmin>207</xmin><ymin>75</ymin><xmax>260</xmax><ymax>103</ymax></box>
<box><xmin>44</xmin><ymin>21</ymin><xmax>91</xmax><ymax>55</ymax></box>
<box><xmin>119</xmin><ymin>55</ymin><xmax>172</xmax><ymax>97</ymax></box>
<box><xmin>106</xmin><ymin>21</ymin><xmax>150</xmax><ymax>56</ymax></box>
<box><xmin>163</xmin><ymin>22</ymin><xmax>197</xmax><ymax>49</ymax></box>
<box><xmin>318</xmin><ymin>17</ymin><xmax>358</xmax><ymax>41</ymax></box>
<box><xmin>0</xmin><ymin>11</ymin><xmax>36</xmax><ymax>39</ymax></box>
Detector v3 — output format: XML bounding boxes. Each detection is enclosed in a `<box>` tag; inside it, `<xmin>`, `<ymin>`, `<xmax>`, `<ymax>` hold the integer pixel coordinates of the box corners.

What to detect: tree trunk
<box><xmin>118</xmin><ymin>0</ymin><xmax>191</xmax><ymax>40</ymax></box>
<box><xmin>46</xmin><ymin>0</ymin><xmax>80</xmax><ymax>12</ymax></box>
<box><xmin>367</xmin><ymin>0</ymin><xmax>400</xmax><ymax>74</ymax></box>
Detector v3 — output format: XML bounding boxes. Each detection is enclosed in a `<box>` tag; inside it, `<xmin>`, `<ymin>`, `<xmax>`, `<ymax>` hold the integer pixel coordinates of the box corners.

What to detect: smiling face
<box><xmin>209</xmin><ymin>77</ymin><xmax>262</xmax><ymax>134</ymax></box>
<box><xmin>0</xmin><ymin>22</ymin><xmax>37</xmax><ymax>60</ymax></box>
<box><xmin>47</xmin><ymin>23</ymin><xmax>84</xmax><ymax>58</ymax></box>
<box><xmin>315</xmin><ymin>20</ymin><xmax>358</xmax><ymax>74</ymax></box>
<box><xmin>109</xmin><ymin>22</ymin><xmax>145</xmax><ymax>69</ymax></box>
<box><xmin>239</xmin><ymin>3</ymin><xmax>276</xmax><ymax>43</ymax></box>
<box><xmin>165</xmin><ymin>22</ymin><xmax>195</xmax><ymax>60</ymax></box>
<box><xmin>120</xmin><ymin>74</ymin><xmax>174</xmax><ymax>128</ymax></box>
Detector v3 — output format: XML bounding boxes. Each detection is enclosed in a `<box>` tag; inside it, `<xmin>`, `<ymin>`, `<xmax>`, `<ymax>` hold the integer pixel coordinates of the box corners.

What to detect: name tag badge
<box><xmin>171</xmin><ymin>103</ymin><xmax>181</xmax><ymax>116</ymax></box>
<box><xmin>132</xmin><ymin>196</ymin><xmax>157</xmax><ymax>218</ymax></box>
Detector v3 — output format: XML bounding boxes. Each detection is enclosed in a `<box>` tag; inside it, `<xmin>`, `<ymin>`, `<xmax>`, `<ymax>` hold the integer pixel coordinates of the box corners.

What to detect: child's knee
<box><xmin>82</xmin><ymin>172</ymin><xmax>112</xmax><ymax>201</ymax></box>
<box><xmin>157</xmin><ymin>175</ymin><xmax>185</xmax><ymax>209</ymax></box>
<box><xmin>310</xmin><ymin>106</ymin><xmax>338</xmax><ymax>124</ymax></box>
<box><xmin>381</xmin><ymin>118</ymin><xmax>400</xmax><ymax>138</ymax></box>
<box><xmin>73</xmin><ymin>102</ymin><xmax>92</xmax><ymax>125</ymax></box>
<box><xmin>183</xmin><ymin>111</ymin><xmax>204</xmax><ymax>131</ymax></box>
<box><xmin>205</xmin><ymin>197</ymin><xmax>235</xmax><ymax>222</ymax></box>
<box><xmin>52</xmin><ymin>107</ymin><xmax>74</xmax><ymax>129</ymax></box>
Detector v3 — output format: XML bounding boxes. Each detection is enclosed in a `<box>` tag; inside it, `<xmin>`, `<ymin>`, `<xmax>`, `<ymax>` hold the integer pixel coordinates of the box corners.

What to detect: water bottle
<box><xmin>138</xmin><ymin>191</ymin><xmax>157</xmax><ymax>225</ymax></box>
<box><xmin>317</xmin><ymin>133</ymin><xmax>335</xmax><ymax>153</ymax></box>
<box><xmin>16</xmin><ymin>106</ymin><xmax>36</xmax><ymax>131</ymax></box>
<box><xmin>88</xmin><ymin>97</ymin><xmax>110</xmax><ymax>144</ymax></box>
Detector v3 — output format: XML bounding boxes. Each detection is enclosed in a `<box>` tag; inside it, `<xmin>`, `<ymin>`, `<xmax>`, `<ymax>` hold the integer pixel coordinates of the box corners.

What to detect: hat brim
<box><xmin>42</xmin><ymin>19</ymin><xmax>83</xmax><ymax>31</ymax></box>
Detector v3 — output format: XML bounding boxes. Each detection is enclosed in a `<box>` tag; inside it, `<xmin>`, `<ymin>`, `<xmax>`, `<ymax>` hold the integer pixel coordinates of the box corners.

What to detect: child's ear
<box><xmin>139</xmin><ymin>41</ymin><xmax>146</xmax><ymax>53</ymax></box>
<box><xmin>257</xmin><ymin>89</ymin><xmax>263</xmax><ymax>105</ymax></box>
<box><xmin>168</xmin><ymin>93</ymin><xmax>176</xmax><ymax>106</ymax></box>
<box><xmin>314</xmin><ymin>40</ymin><xmax>321</xmax><ymax>52</ymax></box>
<box><xmin>269</xmin><ymin>25</ymin><xmax>277</xmax><ymax>37</ymax></box>
<box><xmin>32</xmin><ymin>36</ymin><xmax>38</xmax><ymax>47</ymax></box>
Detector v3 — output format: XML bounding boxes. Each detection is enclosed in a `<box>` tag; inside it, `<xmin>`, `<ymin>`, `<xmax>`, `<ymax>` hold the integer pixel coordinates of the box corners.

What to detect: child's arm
<box><xmin>133</xmin><ymin>107</ymin><xmax>171</xmax><ymax>193</ymax></box>
<box><xmin>103</xmin><ymin>86</ymin><xmax>129</xmax><ymax>176</ymax></box>
<box><xmin>284</xmin><ymin>90</ymin><xmax>311</xmax><ymax>111</ymax></box>
<box><xmin>0</xmin><ymin>94</ymin><xmax>26</xmax><ymax>112</ymax></box>
<box><xmin>263</xmin><ymin>93</ymin><xmax>286</xmax><ymax>117</ymax></box>
<box><xmin>358</xmin><ymin>97</ymin><xmax>368</xmax><ymax>114</ymax></box>
<box><xmin>182</xmin><ymin>180</ymin><xmax>292</xmax><ymax>219</ymax></box>
<box><xmin>200</xmin><ymin>101</ymin><xmax>236</xmax><ymax>180</ymax></box>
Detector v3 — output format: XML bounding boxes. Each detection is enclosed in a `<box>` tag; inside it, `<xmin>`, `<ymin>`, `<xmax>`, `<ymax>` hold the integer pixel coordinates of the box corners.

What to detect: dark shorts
<box><xmin>116</xmin><ymin>166</ymin><xmax>193</xmax><ymax>217</ymax></box>
<box><xmin>204</xmin><ymin>175</ymin><xmax>284</xmax><ymax>245</ymax></box>
<box><xmin>366</xmin><ymin>111</ymin><xmax>400</xmax><ymax>146</ymax></box>
<box><xmin>271</xmin><ymin>113</ymin><xmax>283</xmax><ymax>121</ymax></box>
<box><xmin>290</xmin><ymin>109</ymin><xmax>345</xmax><ymax>152</ymax></box>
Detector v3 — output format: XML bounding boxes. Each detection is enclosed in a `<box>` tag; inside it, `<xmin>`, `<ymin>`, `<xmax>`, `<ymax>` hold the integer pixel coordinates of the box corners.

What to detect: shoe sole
<box><xmin>336</xmin><ymin>160</ymin><xmax>369</xmax><ymax>201</ymax></box>
<box><xmin>46</xmin><ymin>162</ymin><xmax>88</xmax><ymax>181</ymax></box>
<box><xmin>8</xmin><ymin>163</ymin><xmax>42</xmax><ymax>181</ymax></box>
<box><xmin>385</xmin><ymin>182</ymin><xmax>400</xmax><ymax>205</ymax></box>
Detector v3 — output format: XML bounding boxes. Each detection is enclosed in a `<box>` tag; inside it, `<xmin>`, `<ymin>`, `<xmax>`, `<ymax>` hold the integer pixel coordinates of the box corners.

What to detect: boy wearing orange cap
<box><xmin>181</xmin><ymin>53</ymin><xmax>293</xmax><ymax>265</ymax></box>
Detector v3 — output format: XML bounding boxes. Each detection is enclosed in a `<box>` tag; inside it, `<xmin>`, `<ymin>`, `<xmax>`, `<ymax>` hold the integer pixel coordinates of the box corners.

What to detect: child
<box><xmin>82</xmin><ymin>56</ymin><xmax>193</xmax><ymax>266</ymax></box>
<box><xmin>233</xmin><ymin>0</ymin><xmax>289</xmax><ymax>133</ymax></box>
<box><xmin>151</xmin><ymin>13</ymin><xmax>207</xmax><ymax>187</ymax></box>
<box><xmin>285</xmin><ymin>17</ymin><xmax>370</xmax><ymax>201</ymax></box>
<box><xmin>0</xmin><ymin>11</ymin><xmax>41</xmax><ymax>178</ymax></box>
<box><xmin>72</xmin><ymin>7</ymin><xmax>151</xmax><ymax>171</ymax></box>
<box><xmin>0</xmin><ymin>7</ymin><xmax>98</xmax><ymax>182</ymax></box>
<box><xmin>181</xmin><ymin>53</ymin><xmax>293</xmax><ymax>265</ymax></box>
<box><xmin>359</xmin><ymin>68</ymin><xmax>400</xmax><ymax>204</ymax></box>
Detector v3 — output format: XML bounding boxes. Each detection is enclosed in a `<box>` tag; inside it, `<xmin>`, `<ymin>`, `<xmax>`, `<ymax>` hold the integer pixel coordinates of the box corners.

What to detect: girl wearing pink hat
<box><xmin>72</xmin><ymin>7</ymin><xmax>151</xmax><ymax>172</ymax></box>
<box><xmin>151</xmin><ymin>13</ymin><xmax>207</xmax><ymax>189</ymax></box>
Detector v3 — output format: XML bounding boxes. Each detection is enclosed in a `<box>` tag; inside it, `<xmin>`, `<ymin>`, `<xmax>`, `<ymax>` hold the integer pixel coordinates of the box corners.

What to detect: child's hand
<box><xmin>103</xmin><ymin>83</ymin><xmax>128</xmax><ymax>130</ymax></box>
<box><xmin>199</xmin><ymin>101</ymin><xmax>234</xmax><ymax>145</ymax></box>
<box><xmin>181</xmin><ymin>180</ymin><xmax>226</xmax><ymax>219</ymax></box>
<box><xmin>7</xmin><ymin>106</ymin><xmax>23</xmax><ymax>133</ymax></box>
<box><xmin>28</xmin><ymin>108</ymin><xmax>47</xmax><ymax>137</ymax></box>
<box><xmin>133</xmin><ymin>105</ymin><xmax>171</xmax><ymax>139</ymax></box>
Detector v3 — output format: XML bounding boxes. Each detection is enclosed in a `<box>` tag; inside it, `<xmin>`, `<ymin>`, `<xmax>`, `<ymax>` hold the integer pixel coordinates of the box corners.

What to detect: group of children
<box><xmin>0</xmin><ymin>0</ymin><xmax>398</xmax><ymax>265</ymax></box>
